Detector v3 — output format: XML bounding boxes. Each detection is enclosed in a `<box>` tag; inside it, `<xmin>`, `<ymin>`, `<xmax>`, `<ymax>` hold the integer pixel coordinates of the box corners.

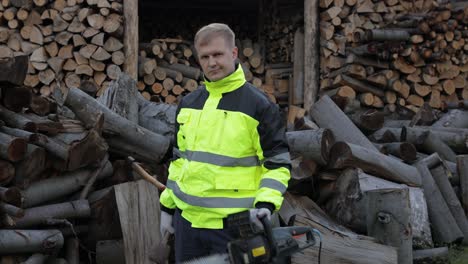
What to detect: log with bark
<box><xmin>22</xmin><ymin>161</ymin><xmax>113</xmax><ymax>208</ymax></box>
<box><xmin>415</xmin><ymin>159</ymin><xmax>464</xmax><ymax>244</ymax></box>
<box><xmin>62</xmin><ymin>87</ymin><xmax>170</xmax><ymax>163</ymax></box>
<box><xmin>324</xmin><ymin>168</ymin><xmax>432</xmax><ymax>248</ymax></box>
<box><xmin>14</xmin><ymin>200</ymin><xmax>91</xmax><ymax>228</ymax></box>
<box><xmin>329</xmin><ymin>142</ymin><xmax>422</xmax><ymax>186</ymax></box>
<box><xmin>367</xmin><ymin>188</ymin><xmax>412</xmax><ymax>264</ymax></box>
<box><xmin>0</xmin><ymin>230</ymin><xmax>64</xmax><ymax>254</ymax></box>
<box><xmin>430</xmin><ymin>164</ymin><xmax>468</xmax><ymax>244</ymax></box>
<box><xmin>459</xmin><ymin>155</ymin><xmax>468</xmax><ymax>216</ymax></box>
<box><xmin>286</xmin><ymin>129</ymin><xmax>335</xmax><ymax>165</ymax></box>
<box><xmin>310</xmin><ymin>95</ymin><xmax>378</xmax><ymax>151</ymax></box>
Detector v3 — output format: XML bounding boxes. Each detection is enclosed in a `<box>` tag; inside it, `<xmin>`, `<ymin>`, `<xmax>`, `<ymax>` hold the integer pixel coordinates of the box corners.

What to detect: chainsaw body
<box><xmin>226</xmin><ymin>211</ymin><xmax>316</xmax><ymax>264</ymax></box>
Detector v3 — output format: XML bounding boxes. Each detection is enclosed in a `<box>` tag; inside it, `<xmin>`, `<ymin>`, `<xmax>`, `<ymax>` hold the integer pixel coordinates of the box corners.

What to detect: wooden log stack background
<box><xmin>319</xmin><ymin>0</ymin><xmax>468</xmax><ymax>113</ymax></box>
<box><xmin>0</xmin><ymin>0</ymin><xmax>125</xmax><ymax>98</ymax></box>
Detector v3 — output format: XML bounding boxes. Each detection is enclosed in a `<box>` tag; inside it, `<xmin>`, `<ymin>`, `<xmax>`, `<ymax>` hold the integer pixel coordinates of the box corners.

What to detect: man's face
<box><xmin>196</xmin><ymin>36</ymin><xmax>238</xmax><ymax>81</ymax></box>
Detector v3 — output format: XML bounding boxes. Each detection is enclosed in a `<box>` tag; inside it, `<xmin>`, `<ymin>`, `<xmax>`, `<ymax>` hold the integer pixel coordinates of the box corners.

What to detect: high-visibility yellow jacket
<box><xmin>160</xmin><ymin>64</ymin><xmax>291</xmax><ymax>229</ymax></box>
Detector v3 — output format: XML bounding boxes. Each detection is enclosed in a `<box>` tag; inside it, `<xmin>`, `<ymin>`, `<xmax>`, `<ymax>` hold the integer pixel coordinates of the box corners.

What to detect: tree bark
<box><xmin>0</xmin><ymin>104</ymin><xmax>36</xmax><ymax>131</ymax></box>
<box><xmin>310</xmin><ymin>95</ymin><xmax>378</xmax><ymax>152</ymax></box>
<box><xmin>367</xmin><ymin>188</ymin><xmax>412</xmax><ymax>264</ymax></box>
<box><xmin>286</xmin><ymin>129</ymin><xmax>334</xmax><ymax>165</ymax></box>
<box><xmin>402</xmin><ymin>126</ymin><xmax>467</xmax><ymax>153</ymax></box>
<box><xmin>432</xmin><ymin>109</ymin><xmax>468</xmax><ymax>128</ymax></box>
<box><xmin>97</xmin><ymin>73</ymin><xmax>138</xmax><ymax>123</ymax></box>
<box><xmin>22</xmin><ymin>161</ymin><xmax>112</xmax><ymax>208</ymax></box>
<box><xmin>329</xmin><ymin>142</ymin><xmax>422</xmax><ymax>186</ymax></box>
<box><xmin>63</xmin><ymin>88</ymin><xmax>170</xmax><ymax>163</ymax></box>
<box><xmin>325</xmin><ymin>168</ymin><xmax>432</xmax><ymax>248</ymax></box>
<box><xmin>431</xmin><ymin>165</ymin><xmax>468</xmax><ymax>244</ymax></box>
<box><xmin>13</xmin><ymin>144</ymin><xmax>47</xmax><ymax>188</ymax></box>
<box><xmin>0</xmin><ymin>230</ymin><xmax>63</xmax><ymax>254</ymax></box>
<box><xmin>415</xmin><ymin>160</ymin><xmax>463</xmax><ymax>244</ymax></box>
<box><xmin>14</xmin><ymin>200</ymin><xmax>91</xmax><ymax>228</ymax></box>
<box><xmin>458</xmin><ymin>155</ymin><xmax>468</xmax><ymax>216</ymax></box>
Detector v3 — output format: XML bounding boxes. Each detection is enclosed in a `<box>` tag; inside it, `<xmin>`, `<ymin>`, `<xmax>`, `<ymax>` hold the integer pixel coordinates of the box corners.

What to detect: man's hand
<box><xmin>249</xmin><ymin>208</ymin><xmax>272</xmax><ymax>231</ymax></box>
<box><xmin>160</xmin><ymin>211</ymin><xmax>174</xmax><ymax>235</ymax></box>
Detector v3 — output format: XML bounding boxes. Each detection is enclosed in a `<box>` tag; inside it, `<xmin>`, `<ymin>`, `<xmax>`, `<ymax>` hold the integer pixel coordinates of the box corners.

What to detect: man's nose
<box><xmin>208</xmin><ymin>56</ymin><xmax>216</xmax><ymax>67</ymax></box>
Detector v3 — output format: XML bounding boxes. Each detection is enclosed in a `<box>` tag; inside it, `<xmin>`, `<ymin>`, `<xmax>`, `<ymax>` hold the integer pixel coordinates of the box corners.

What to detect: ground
<box><xmin>451</xmin><ymin>246</ymin><xmax>468</xmax><ymax>264</ymax></box>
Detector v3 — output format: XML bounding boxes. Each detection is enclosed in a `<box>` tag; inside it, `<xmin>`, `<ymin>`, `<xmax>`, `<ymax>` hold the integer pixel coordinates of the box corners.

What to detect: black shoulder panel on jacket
<box><xmin>179</xmin><ymin>86</ymin><xmax>209</xmax><ymax>110</ymax></box>
<box><xmin>217</xmin><ymin>82</ymin><xmax>271</xmax><ymax>121</ymax></box>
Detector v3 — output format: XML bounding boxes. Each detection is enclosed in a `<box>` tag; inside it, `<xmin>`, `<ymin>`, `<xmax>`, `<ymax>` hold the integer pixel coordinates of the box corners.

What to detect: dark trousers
<box><xmin>173</xmin><ymin>209</ymin><xmax>233</xmax><ymax>263</ymax></box>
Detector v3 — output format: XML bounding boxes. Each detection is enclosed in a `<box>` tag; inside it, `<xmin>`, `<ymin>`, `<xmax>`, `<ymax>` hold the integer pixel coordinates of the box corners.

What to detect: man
<box><xmin>159</xmin><ymin>23</ymin><xmax>291</xmax><ymax>263</ymax></box>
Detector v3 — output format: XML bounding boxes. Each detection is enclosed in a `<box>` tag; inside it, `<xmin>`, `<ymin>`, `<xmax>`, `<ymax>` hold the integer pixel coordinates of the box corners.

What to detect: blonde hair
<box><xmin>194</xmin><ymin>23</ymin><xmax>235</xmax><ymax>49</ymax></box>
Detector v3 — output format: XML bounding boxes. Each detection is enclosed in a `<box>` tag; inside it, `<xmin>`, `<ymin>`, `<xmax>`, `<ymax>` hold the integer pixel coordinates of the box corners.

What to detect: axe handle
<box><xmin>131</xmin><ymin>162</ymin><xmax>166</xmax><ymax>191</ymax></box>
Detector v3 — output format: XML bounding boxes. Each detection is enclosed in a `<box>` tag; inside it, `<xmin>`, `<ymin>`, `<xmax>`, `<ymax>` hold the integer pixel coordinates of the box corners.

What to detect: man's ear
<box><xmin>232</xmin><ymin>46</ymin><xmax>238</xmax><ymax>59</ymax></box>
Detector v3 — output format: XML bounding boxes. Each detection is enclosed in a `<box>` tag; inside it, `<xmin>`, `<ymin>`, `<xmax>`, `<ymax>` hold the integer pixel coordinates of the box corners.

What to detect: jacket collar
<box><xmin>204</xmin><ymin>64</ymin><xmax>246</xmax><ymax>95</ymax></box>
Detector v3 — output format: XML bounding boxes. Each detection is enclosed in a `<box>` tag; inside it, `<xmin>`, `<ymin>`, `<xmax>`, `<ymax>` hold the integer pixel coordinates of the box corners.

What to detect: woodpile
<box><xmin>319</xmin><ymin>0</ymin><xmax>468</xmax><ymax>114</ymax></box>
<box><xmin>0</xmin><ymin>54</ymin><xmax>175</xmax><ymax>263</ymax></box>
<box><xmin>136</xmin><ymin>37</ymin><xmax>281</xmax><ymax>104</ymax></box>
<box><xmin>284</xmin><ymin>94</ymin><xmax>468</xmax><ymax>263</ymax></box>
<box><xmin>0</xmin><ymin>0</ymin><xmax>125</xmax><ymax>98</ymax></box>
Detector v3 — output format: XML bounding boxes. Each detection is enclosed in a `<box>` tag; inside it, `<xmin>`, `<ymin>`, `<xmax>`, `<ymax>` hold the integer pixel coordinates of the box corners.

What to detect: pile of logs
<box><xmin>0</xmin><ymin>54</ymin><xmax>174</xmax><ymax>263</ymax></box>
<box><xmin>285</xmin><ymin>93</ymin><xmax>468</xmax><ymax>263</ymax></box>
<box><xmin>319</xmin><ymin>0</ymin><xmax>468</xmax><ymax>113</ymax></box>
<box><xmin>0</xmin><ymin>0</ymin><xmax>125</xmax><ymax>97</ymax></box>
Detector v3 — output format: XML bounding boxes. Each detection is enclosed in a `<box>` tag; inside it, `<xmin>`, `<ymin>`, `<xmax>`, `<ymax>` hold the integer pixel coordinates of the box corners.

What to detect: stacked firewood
<box><xmin>0</xmin><ymin>54</ymin><xmax>175</xmax><ymax>263</ymax></box>
<box><xmin>0</xmin><ymin>0</ymin><xmax>125</xmax><ymax>97</ymax></box>
<box><xmin>136</xmin><ymin>39</ymin><xmax>201</xmax><ymax>104</ymax></box>
<box><xmin>136</xmin><ymin>37</ymin><xmax>274</xmax><ymax>104</ymax></box>
<box><xmin>285</xmin><ymin>94</ymin><xmax>468</xmax><ymax>263</ymax></box>
<box><xmin>319</xmin><ymin>0</ymin><xmax>468</xmax><ymax>113</ymax></box>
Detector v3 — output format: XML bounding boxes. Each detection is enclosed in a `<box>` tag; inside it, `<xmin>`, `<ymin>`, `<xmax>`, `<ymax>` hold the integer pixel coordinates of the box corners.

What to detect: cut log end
<box><xmin>7</xmin><ymin>137</ymin><xmax>28</xmax><ymax>162</ymax></box>
<box><xmin>328</xmin><ymin>141</ymin><xmax>352</xmax><ymax>168</ymax></box>
<box><xmin>321</xmin><ymin>129</ymin><xmax>335</xmax><ymax>163</ymax></box>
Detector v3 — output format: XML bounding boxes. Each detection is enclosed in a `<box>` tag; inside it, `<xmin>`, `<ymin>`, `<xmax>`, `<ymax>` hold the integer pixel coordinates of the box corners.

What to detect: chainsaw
<box><xmin>184</xmin><ymin>210</ymin><xmax>318</xmax><ymax>264</ymax></box>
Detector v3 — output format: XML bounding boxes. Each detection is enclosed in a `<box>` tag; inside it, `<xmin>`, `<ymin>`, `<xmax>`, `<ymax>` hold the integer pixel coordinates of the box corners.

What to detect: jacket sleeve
<box><xmin>159</xmin><ymin>102</ymin><xmax>184</xmax><ymax>213</ymax></box>
<box><xmin>254</xmin><ymin>101</ymin><xmax>291</xmax><ymax>211</ymax></box>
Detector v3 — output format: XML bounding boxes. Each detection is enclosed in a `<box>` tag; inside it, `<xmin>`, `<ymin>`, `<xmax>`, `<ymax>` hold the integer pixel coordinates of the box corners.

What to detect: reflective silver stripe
<box><xmin>179</xmin><ymin>150</ymin><xmax>260</xmax><ymax>167</ymax></box>
<box><xmin>264</xmin><ymin>152</ymin><xmax>291</xmax><ymax>165</ymax></box>
<box><xmin>166</xmin><ymin>180</ymin><xmax>255</xmax><ymax>208</ymax></box>
<box><xmin>260</xmin><ymin>178</ymin><xmax>287</xmax><ymax>194</ymax></box>
<box><xmin>173</xmin><ymin>147</ymin><xmax>183</xmax><ymax>158</ymax></box>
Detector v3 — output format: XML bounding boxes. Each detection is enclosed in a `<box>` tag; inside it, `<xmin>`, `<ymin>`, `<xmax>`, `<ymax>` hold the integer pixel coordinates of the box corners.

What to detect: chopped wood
<box><xmin>311</xmin><ymin>95</ymin><xmax>378</xmax><ymax>151</ymax></box>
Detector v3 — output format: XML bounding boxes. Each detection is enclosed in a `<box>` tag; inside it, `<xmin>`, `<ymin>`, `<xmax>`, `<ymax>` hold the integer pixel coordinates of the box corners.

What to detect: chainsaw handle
<box><xmin>259</xmin><ymin>215</ymin><xmax>277</xmax><ymax>256</ymax></box>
